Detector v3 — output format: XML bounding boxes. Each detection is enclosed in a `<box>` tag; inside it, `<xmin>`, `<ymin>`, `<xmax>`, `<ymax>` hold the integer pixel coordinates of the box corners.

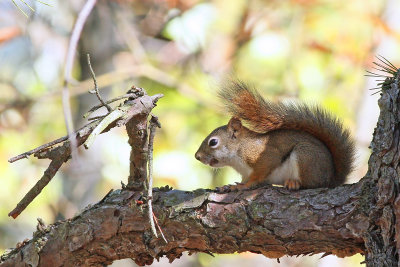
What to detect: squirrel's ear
<box><xmin>227</xmin><ymin>117</ymin><xmax>242</xmax><ymax>138</ymax></box>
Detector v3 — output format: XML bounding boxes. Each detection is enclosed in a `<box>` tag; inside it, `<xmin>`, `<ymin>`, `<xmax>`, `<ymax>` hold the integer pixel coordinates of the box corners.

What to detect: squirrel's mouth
<box><xmin>209</xmin><ymin>158</ymin><xmax>219</xmax><ymax>167</ymax></box>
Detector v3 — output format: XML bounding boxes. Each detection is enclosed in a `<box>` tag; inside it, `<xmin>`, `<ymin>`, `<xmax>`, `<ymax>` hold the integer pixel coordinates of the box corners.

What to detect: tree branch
<box><xmin>361</xmin><ymin>58</ymin><xmax>400</xmax><ymax>266</ymax></box>
<box><xmin>0</xmin><ymin>182</ymin><xmax>367</xmax><ymax>267</ymax></box>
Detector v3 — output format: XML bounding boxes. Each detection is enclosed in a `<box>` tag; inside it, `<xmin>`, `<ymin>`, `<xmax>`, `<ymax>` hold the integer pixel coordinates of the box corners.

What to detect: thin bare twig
<box><xmin>8</xmin><ymin>135</ymin><xmax>68</xmax><ymax>163</ymax></box>
<box><xmin>147</xmin><ymin>115</ymin><xmax>161</xmax><ymax>239</ymax></box>
<box><xmin>153</xmin><ymin>212</ymin><xmax>168</xmax><ymax>243</ymax></box>
<box><xmin>8</xmin><ymin>119</ymin><xmax>101</xmax><ymax>163</ymax></box>
<box><xmin>83</xmin><ymin>93</ymin><xmax>135</xmax><ymax>118</ymax></box>
<box><xmin>63</xmin><ymin>0</ymin><xmax>97</xmax><ymax>161</ymax></box>
<box><xmin>87</xmin><ymin>53</ymin><xmax>112</xmax><ymax>112</ymax></box>
<box><xmin>148</xmin><ymin>198</ymin><xmax>157</xmax><ymax>237</ymax></box>
<box><xmin>87</xmin><ymin>115</ymin><xmax>107</xmax><ymax>121</ymax></box>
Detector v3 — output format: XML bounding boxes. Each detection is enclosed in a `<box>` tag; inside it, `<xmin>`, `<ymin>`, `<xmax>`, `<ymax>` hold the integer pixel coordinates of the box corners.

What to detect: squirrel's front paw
<box><xmin>215</xmin><ymin>185</ymin><xmax>232</xmax><ymax>193</ymax></box>
<box><xmin>284</xmin><ymin>179</ymin><xmax>301</xmax><ymax>190</ymax></box>
<box><xmin>216</xmin><ymin>182</ymin><xmax>246</xmax><ymax>193</ymax></box>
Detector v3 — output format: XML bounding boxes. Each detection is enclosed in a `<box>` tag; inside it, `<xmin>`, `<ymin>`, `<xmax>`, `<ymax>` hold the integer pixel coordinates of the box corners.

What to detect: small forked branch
<box><xmin>87</xmin><ymin>53</ymin><xmax>113</xmax><ymax>112</ymax></box>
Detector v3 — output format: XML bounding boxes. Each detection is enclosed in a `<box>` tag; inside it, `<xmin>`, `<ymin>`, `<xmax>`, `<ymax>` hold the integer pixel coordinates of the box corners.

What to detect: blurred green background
<box><xmin>1</xmin><ymin>0</ymin><xmax>400</xmax><ymax>266</ymax></box>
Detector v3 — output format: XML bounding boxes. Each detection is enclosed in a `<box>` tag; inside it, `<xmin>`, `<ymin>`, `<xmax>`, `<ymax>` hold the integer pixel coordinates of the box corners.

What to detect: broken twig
<box><xmin>87</xmin><ymin>53</ymin><xmax>112</xmax><ymax>112</ymax></box>
<box><xmin>8</xmin><ymin>135</ymin><xmax>68</xmax><ymax>163</ymax></box>
<box><xmin>8</xmin><ymin>145</ymin><xmax>70</xmax><ymax>218</ymax></box>
<box><xmin>83</xmin><ymin>93</ymin><xmax>135</xmax><ymax>118</ymax></box>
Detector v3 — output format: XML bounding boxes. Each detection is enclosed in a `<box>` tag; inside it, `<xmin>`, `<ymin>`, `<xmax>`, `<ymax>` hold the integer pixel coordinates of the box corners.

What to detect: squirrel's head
<box><xmin>195</xmin><ymin>117</ymin><xmax>244</xmax><ymax>168</ymax></box>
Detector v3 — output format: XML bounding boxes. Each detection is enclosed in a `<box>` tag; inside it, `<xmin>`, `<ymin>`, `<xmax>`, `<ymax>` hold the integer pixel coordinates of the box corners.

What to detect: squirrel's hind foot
<box><xmin>284</xmin><ymin>179</ymin><xmax>301</xmax><ymax>190</ymax></box>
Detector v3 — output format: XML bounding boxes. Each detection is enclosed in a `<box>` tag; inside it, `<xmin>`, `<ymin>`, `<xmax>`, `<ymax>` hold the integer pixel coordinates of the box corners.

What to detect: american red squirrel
<box><xmin>195</xmin><ymin>81</ymin><xmax>355</xmax><ymax>190</ymax></box>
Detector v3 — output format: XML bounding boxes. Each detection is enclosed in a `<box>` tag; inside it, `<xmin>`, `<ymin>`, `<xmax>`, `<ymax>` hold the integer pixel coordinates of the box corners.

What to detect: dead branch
<box><xmin>86</xmin><ymin>53</ymin><xmax>112</xmax><ymax>112</ymax></box>
<box><xmin>124</xmin><ymin>88</ymin><xmax>164</xmax><ymax>190</ymax></box>
<box><xmin>8</xmin><ymin>135</ymin><xmax>68</xmax><ymax>163</ymax></box>
<box><xmin>7</xmin><ymin>86</ymin><xmax>163</xmax><ymax>218</ymax></box>
<box><xmin>8</xmin><ymin>144</ymin><xmax>70</xmax><ymax>218</ymax></box>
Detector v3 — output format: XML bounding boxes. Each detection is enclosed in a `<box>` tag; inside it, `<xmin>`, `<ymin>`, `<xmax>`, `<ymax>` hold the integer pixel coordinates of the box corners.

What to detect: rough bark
<box><xmin>0</xmin><ymin>182</ymin><xmax>368</xmax><ymax>267</ymax></box>
<box><xmin>126</xmin><ymin>111</ymin><xmax>148</xmax><ymax>190</ymax></box>
<box><xmin>362</xmin><ymin>77</ymin><xmax>400</xmax><ymax>266</ymax></box>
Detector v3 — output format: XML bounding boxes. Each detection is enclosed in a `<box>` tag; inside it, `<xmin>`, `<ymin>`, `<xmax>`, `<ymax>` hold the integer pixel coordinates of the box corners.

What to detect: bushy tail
<box><xmin>219</xmin><ymin>81</ymin><xmax>355</xmax><ymax>185</ymax></box>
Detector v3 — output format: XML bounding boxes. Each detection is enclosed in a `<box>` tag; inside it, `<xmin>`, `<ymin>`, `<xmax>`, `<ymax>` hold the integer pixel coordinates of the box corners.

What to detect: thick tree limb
<box><xmin>0</xmin><ymin>182</ymin><xmax>367</xmax><ymax>267</ymax></box>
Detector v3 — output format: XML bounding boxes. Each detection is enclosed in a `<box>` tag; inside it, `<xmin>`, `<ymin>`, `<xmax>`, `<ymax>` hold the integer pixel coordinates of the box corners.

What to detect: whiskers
<box><xmin>212</xmin><ymin>167</ymin><xmax>221</xmax><ymax>175</ymax></box>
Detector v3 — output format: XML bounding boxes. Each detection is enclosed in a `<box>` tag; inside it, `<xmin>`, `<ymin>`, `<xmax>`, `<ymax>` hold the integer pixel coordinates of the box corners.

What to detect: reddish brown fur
<box><xmin>219</xmin><ymin>81</ymin><xmax>355</xmax><ymax>187</ymax></box>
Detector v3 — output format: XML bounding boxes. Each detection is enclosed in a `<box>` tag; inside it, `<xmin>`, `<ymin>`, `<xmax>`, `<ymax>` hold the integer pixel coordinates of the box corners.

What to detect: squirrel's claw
<box><xmin>215</xmin><ymin>185</ymin><xmax>232</xmax><ymax>193</ymax></box>
<box><xmin>284</xmin><ymin>179</ymin><xmax>301</xmax><ymax>190</ymax></box>
<box><xmin>216</xmin><ymin>183</ymin><xmax>246</xmax><ymax>193</ymax></box>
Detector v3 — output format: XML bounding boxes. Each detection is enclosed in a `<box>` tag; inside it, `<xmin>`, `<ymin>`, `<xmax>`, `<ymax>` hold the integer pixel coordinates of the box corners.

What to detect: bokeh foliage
<box><xmin>1</xmin><ymin>0</ymin><xmax>400</xmax><ymax>266</ymax></box>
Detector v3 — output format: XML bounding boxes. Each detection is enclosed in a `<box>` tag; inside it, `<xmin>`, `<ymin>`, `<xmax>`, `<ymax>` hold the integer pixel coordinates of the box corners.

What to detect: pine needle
<box><xmin>366</xmin><ymin>56</ymin><xmax>399</xmax><ymax>96</ymax></box>
<box><xmin>19</xmin><ymin>0</ymin><xmax>35</xmax><ymax>12</ymax></box>
<box><xmin>11</xmin><ymin>0</ymin><xmax>28</xmax><ymax>17</ymax></box>
<box><xmin>35</xmin><ymin>0</ymin><xmax>51</xmax><ymax>6</ymax></box>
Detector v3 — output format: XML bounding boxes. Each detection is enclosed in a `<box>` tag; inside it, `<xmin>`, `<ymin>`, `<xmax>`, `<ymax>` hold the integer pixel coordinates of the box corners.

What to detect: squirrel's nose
<box><xmin>195</xmin><ymin>152</ymin><xmax>201</xmax><ymax>161</ymax></box>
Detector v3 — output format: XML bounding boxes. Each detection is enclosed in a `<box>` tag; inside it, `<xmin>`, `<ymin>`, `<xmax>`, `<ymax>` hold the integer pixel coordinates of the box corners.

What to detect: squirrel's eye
<box><xmin>208</xmin><ymin>138</ymin><xmax>219</xmax><ymax>148</ymax></box>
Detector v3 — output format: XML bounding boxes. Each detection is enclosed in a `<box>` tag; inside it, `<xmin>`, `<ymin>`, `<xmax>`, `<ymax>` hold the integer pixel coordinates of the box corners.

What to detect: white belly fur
<box><xmin>267</xmin><ymin>151</ymin><xmax>299</xmax><ymax>185</ymax></box>
<box><xmin>229</xmin><ymin>155</ymin><xmax>253</xmax><ymax>181</ymax></box>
